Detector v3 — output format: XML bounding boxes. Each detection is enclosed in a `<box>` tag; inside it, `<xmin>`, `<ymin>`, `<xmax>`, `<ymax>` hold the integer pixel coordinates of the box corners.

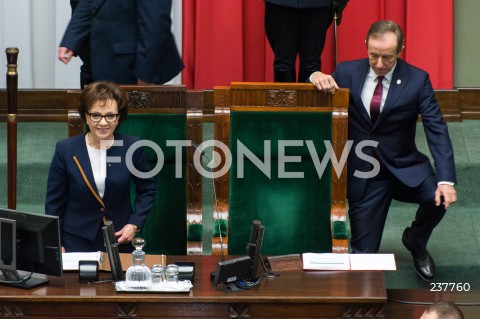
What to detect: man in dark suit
<box><xmin>310</xmin><ymin>20</ymin><xmax>457</xmax><ymax>280</ymax></box>
<box><xmin>59</xmin><ymin>0</ymin><xmax>183</xmax><ymax>85</ymax></box>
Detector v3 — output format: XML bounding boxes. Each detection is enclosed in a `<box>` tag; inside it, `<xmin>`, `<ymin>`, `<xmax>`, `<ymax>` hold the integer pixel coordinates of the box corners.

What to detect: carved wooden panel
<box><xmin>128</xmin><ymin>91</ymin><xmax>151</xmax><ymax>108</ymax></box>
<box><xmin>229</xmin><ymin>304</ymin><xmax>249</xmax><ymax>319</ymax></box>
<box><xmin>116</xmin><ymin>303</ymin><xmax>138</xmax><ymax>317</ymax></box>
<box><xmin>0</xmin><ymin>303</ymin><xmax>24</xmax><ymax>317</ymax></box>
<box><xmin>343</xmin><ymin>304</ymin><xmax>385</xmax><ymax>318</ymax></box>
<box><xmin>0</xmin><ymin>87</ymin><xmax>471</xmax><ymax>122</ymax></box>
<box><xmin>267</xmin><ymin>89</ymin><xmax>297</xmax><ymax>106</ymax></box>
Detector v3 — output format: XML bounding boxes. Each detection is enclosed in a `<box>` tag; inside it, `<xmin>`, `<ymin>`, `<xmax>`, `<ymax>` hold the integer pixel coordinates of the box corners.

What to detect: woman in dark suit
<box><xmin>45</xmin><ymin>81</ymin><xmax>156</xmax><ymax>253</ymax></box>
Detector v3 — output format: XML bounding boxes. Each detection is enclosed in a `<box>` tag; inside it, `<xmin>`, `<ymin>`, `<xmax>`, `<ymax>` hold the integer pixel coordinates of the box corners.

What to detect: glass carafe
<box><xmin>125</xmin><ymin>238</ymin><xmax>151</xmax><ymax>289</ymax></box>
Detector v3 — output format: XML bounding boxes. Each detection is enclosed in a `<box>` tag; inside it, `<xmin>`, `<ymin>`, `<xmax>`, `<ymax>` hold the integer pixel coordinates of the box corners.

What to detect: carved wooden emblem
<box><xmin>267</xmin><ymin>89</ymin><xmax>297</xmax><ymax>106</ymax></box>
<box><xmin>116</xmin><ymin>303</ymin><xmax>138</xmax><ymax>317</ymax></box>
<box><xmin>229</xmin><ymin>304</ymin><xmax>249</xmax><ymax>318</ymax></box>
<box><xmin>128</xmin><ymin>91</ymin><xmax>151</xmax><ymax>109</ymax></box>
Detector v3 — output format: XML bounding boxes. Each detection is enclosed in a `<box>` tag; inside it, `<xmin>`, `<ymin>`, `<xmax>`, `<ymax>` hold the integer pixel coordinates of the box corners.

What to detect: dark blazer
<box><xmin>60</xmin><ymin>0</ymin><xmax>184</xmax><ymax>84</ymax></box>
<box><xmin>45</xmin><ymin>134</ymin><xmax>156</xmax><ymax>244</ymax></box>
<box><xmin>333</xmin><ymin>58</ymin><xmax>456</xmax><ymax>201</ymax></box>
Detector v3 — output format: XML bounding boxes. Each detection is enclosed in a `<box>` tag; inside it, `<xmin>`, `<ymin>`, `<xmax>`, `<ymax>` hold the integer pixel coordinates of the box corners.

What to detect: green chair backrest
<box><xmin>117</xmin><ymin>113</ymin><xmax>187</xmax><ymax>255</ymax></box>
<box><xmin>227</xmin><ymin>110</ymin><xmax>333</xmax><ymax>255</ymax></box>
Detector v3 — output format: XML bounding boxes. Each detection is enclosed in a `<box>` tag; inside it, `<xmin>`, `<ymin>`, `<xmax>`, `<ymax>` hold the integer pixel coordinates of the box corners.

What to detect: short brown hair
<box><xmin>77</xmin><ymin>81</ymin><xmax>129</xmax><ymax>125</ymax></box>
<box><xmin>366</xmin><ymin>20</ymin><xmax>404</xmax><ymax>55</ymax></box>
<box><xmin>424</xmin><ymin>302</ymin><xmax>464</xmax><ymax>319</ymax></box>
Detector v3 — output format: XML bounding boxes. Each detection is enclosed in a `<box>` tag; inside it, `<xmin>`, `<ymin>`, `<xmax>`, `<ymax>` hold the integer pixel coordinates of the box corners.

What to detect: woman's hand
<box><xmin>115</xmin><ymin>224</ymin><xmax>137</xmax><ymax>244</ymax></box>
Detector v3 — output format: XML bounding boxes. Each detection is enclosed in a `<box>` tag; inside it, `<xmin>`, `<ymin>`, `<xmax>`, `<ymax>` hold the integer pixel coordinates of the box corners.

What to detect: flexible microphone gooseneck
<box><xmin>192</xmin><ymin>142</ymin><xmax>225</xmax><ymax>262</ymax></box>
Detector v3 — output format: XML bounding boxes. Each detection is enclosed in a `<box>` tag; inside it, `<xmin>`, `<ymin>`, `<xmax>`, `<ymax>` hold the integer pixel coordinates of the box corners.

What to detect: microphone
<box><xmin>191</xmin><ymin>142</ymin><xmax>225</xmax><ymax>262</ymax></box>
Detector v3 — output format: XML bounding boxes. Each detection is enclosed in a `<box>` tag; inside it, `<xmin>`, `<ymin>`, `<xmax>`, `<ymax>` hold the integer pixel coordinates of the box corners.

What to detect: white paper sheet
<box><xmin>62</xmin><ymin>251</ymin><xmax>103</xmax><ymax>270</ymax></box>
<box><xmin>302</xmin><ymin>253</ymin><xmax>350</xmax><ymax>270</ymax></box>
<box><xmin>349</xmin><ymin>254</ymin><xmax>396</xmax><ymax>271</ymax></box>
<box><xmin>302</xmin><ymin>253</ymin><xmax>396</xmax><ymax>271</ymax></box>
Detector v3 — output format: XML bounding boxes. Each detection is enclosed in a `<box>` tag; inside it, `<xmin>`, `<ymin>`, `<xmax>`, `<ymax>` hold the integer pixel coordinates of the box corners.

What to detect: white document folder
<box><xmin>302</xmin><ymin>253</ymin><xmax>396</xmax><ymax>271</ymax></box>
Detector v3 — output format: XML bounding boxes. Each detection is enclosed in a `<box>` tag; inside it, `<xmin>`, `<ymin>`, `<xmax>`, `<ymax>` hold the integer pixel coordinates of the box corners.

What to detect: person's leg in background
<box><xmin>265</xmin><ymin>2</ymin><xmax>300</xmax><ymax>82</ymax></box>
<box><xmin>298</xmin><ymin>6</ymin><xmax>333</xmax><ymax>82</ymax></box>
<box><xmin>77</xmin><ymin>49</ymin><xmax>93</xmax><ymax>89</ymax></box>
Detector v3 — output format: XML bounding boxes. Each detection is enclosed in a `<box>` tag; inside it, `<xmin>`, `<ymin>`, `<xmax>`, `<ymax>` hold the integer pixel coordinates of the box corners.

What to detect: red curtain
<box><xmin>182</xmin><ymin>0</ymin><xmax>453</xmax><ymax>89</ymax></box>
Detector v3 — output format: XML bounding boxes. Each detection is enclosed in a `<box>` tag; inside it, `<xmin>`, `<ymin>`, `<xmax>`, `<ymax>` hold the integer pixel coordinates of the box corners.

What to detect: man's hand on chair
<box><xmin>310</xmin><ymin>71</ymin><xmax>339</xmax><ymax>94</ymax></box>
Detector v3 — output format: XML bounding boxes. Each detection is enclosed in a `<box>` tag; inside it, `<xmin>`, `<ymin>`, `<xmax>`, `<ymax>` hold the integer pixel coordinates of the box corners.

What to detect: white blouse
<box><xmin>85</xmin><ymin>135</ymin><xmax>107</xmax><ymax>198</ymax></box>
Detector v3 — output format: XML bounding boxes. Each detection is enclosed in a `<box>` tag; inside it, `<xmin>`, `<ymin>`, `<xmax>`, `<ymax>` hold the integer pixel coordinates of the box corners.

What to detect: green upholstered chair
<box><xmin>68</xmin><ymin>86</ymin><xmax>203</xmax><ymax>255</ymax></box>
<box><xmin>213</xmin><ymin>83</ymin><xmax>349</xmax><ymax>256</ymax></box>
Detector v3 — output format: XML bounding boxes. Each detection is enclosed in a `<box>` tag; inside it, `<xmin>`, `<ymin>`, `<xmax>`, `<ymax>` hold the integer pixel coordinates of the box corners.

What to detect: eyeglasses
<box><xmin>87</xmin><ymin>112</ymin><xmax>119</xmax><ymax>123</ymax></box>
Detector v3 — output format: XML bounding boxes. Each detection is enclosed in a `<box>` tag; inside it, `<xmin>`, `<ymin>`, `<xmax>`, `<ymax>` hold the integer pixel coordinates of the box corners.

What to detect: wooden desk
<box><xmin>0</xmin><ymin>255</ymin><xmax>387</xmax><ymax>318</ymax></box>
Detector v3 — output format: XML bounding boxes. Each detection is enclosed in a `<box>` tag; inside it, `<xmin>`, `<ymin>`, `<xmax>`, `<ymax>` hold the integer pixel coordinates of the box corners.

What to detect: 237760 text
<box><xmin>430</xmin><ymin>283</ymin><xmax>470</xmax><ymax>292</ymax></box>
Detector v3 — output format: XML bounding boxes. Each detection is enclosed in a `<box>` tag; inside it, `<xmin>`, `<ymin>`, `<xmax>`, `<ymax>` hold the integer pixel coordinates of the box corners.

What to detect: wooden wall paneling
<box><xmin>434</xmin><ymin>90</ymin><xmax>462</xmax><ymax>122</ymax></box>
<box><xmin>1</xmin><ymin>88</ymin><xmax>480</xmax><ymax>123</ymax></box>
<box><xmin>458</xmin><ymin>88</ymin><xmax>480</xmax><ymax>120</ymax></box>
<box><xmin>0</xmin><ymin>90</ymin><xmax>69</xmax><ymax>122</ymax></box>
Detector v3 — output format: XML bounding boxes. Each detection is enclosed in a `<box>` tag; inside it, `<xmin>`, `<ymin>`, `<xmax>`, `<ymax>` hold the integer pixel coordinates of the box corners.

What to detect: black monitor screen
<box><xmin>0</xmin><ymin>208</ymin><xmax>63</xmax><ymax>289</ymax></box>
<box><xmin>0</xmin><ymin>218</ymin><xmax>15</xmax><ymax>270</ymax></box>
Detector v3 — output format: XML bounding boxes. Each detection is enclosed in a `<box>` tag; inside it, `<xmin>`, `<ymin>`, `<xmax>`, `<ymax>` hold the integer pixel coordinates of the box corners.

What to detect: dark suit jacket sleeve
<box><xmin>417</xmin><ymin>75</ymin><xmax>457</xmax><ymax>184</ymax></box>
<box><xmin>59</xmin><ymin>0</ymin><xmax>93</xmax><ymax>54</ymax></box>
<box><xmin>45</xmin><ymin>141</ymin><xmax>68</xmax><ymax>227</ymax></box>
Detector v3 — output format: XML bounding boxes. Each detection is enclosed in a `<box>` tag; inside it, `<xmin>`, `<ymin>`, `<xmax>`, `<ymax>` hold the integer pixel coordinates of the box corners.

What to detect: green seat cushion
<box><xmin>187</xmin><ymin>223</ymin><xmax>204</xmax><ymax>242</ymax></box>
<box><xmin>212</xmin><ymin>218</ymin><xmax>228</xmax><ymax>238</ymax></box>
<box><xmin>332</xmin><ymin>220</ymin><xmax>348</xmax><ymax>240</ymax></box>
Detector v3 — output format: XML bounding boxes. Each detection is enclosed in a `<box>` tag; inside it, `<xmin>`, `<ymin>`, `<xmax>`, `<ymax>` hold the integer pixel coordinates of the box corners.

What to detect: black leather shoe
<box><xmin>402</xmin><ymin>228</ymin><xmax>435</xmax><ymax>281</ymax></box>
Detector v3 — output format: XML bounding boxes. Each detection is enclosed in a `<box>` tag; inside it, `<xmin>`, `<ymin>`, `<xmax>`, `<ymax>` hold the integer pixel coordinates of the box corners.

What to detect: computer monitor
<box><xmin>211</xmin><ymin>220</ymin><xmax>266</xmax><ymax>291</ymax></box>
<box><xmin>246</xmin><ymin>220</ymin><xmax>264</xmax><ymax>280</ymax></box>
<box><xmin>0</xmin><ymin>208</ymin><xmax>63</xmax><ymax>289</ymax></box>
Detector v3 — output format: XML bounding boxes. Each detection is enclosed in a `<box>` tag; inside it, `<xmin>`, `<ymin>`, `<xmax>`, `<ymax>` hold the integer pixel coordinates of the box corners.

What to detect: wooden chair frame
<box><xmin>213</xmin><ymin>82</ymin><xmax>349</xmax><ymax>255</ymax></box>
